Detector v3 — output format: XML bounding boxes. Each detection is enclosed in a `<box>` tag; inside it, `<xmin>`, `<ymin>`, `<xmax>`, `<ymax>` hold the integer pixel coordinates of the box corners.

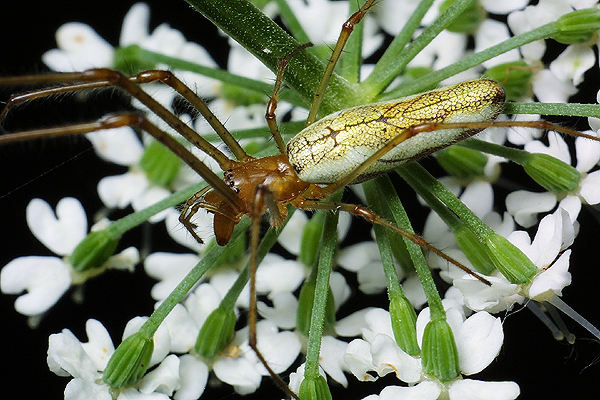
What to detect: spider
<box><xmin>2</xmin><ymin>0</ymin><xmax>600</xmax><ymax>399</ymax></box>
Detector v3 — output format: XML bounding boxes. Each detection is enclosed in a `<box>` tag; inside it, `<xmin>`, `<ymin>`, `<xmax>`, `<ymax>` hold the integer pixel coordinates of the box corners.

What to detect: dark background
<box><xmin>1</xmin><ymin>1</ymin><xmax>599</xmax><ymax>399</ymax></box>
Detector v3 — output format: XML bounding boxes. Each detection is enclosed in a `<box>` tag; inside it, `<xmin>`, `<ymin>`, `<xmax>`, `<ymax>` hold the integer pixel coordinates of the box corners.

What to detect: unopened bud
<box><xmin>103</xmin><ymin>332</ymin><xmax>153</xmax><ymax>388</ymax></box>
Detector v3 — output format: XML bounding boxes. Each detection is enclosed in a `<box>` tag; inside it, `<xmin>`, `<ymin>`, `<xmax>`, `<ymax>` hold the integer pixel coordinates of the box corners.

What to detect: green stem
<box><xmin>138</xmin><ymin>217</ymin><xmax>251</xmax><ymax>338</ymax></box>
<box><xmin>460</xmin><ymin>138</ymin><xmax>529</xmax><ymax>164</ymax></box>
<box><xmin>380</xmin><ymin>22</ymin><xmax>559</xmax><ymax>100</ymax></box>
<box><xmin>338</xmin><ymin>1</ymin><xmax>364</xmax><ymax>83</ymax></box>
<box><xmin>200</xmin><ymin>120</ymin><xmax>305</xmax><ymax>143</ymax></box>
<box><xmin>362</xmin><ymin>179</ymin><xmax>405</xmax><ymax>297</ymax></box>
<box><xmin>130</xmin><ymin>46</ymin><xmax>304</xmax><ymax>107</ymax></box>
<box><xmin>505</xmin><ymin>102</ymin><xmax>600</xmax><ymax>118</ymax></box>
<box><xmin>371</xmin><ymin>175</ymin><xmax>445</xmax><ymax>321</ymax></box>
<box><xmin>304</xmin><ymin>191</ymin><xmax>342</xmax><ymax>380</ymax></box>
<box><xmin>185</xmin><ymin>0</ymin><xmax>358</xmax><ymax>114</ymax></box>
<box><xmin>219</xmin><ymin>209</ymin><xmax>294</xmax><ymax>310</ymax></box>
<box><xmin>107</xmin><ymin>182</ymin><xmax>205</xmax><ymax>237</ymax></box>
<box><xmin>361</xmin><ymin>0</ymin><xmax>441</xmax><ymax>98</ymax></box>
<box><xmin>397</xmin><ymin>163</ymin><xmax>493</xmax><ymax>239</ymax></box>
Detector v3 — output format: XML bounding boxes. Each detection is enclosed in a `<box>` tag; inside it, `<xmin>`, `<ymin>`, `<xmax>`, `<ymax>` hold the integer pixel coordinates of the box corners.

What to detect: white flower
<box><xmin>506</xmin><ymin>129</ymin><xmax>600</xmax><ymax>225</ymax></box>
<box><xmin>48</xmin><ymin>318</ymin><xmax>207</xmax><ymax>400</ymax></box>
<box><xmin>344</xmin><ymin>306</ymin><xmax>518</xmax><ymax>400</ymax></box>
<box><xmin>453</xmin><ymin>208</ymin><xmax>574</xmax><ymax>311</ymax></box>
<box><xmin>213</xmin><ymin>319</ymin><xmax>302</xmax><ymax>395</ymax></box>
<box><xmin>1</xmin><ymin>198</ymin><xmax>138</xmax><ymax>317</ymax></box>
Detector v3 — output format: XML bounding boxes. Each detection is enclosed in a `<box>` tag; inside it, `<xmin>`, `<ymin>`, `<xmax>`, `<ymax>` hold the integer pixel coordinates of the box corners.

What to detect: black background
<box><xmin>1</xmin><ymin>1</ymin><xmax>600</xmax><ymax>399</ymax></box>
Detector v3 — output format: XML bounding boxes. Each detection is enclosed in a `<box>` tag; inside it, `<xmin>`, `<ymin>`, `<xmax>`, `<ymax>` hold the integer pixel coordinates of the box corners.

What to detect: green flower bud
<box><xmin>296</xmin><ymin>280</ymin><xmax>335</xmax><ymax>337</ymax></box>
<box><xmin>389</xmin><ymin>293</ymin><xmax>420</xmax><ymax>356</ymax></box>
<box><xmin>113</xmin><ymin>44</ymin><xmax>156</xmax><ymax>75</ymax></box>
<box><xmin>139</xmin><ymin>140</ymin><xmax>182</xmax><ymax>187</ymax></box>
<box><xmin>439</xmin><ymin>0</ymin><xmax>486</xmax><ymax>33</ymax></box>
<box><xmin>436</xmin><ymin>146</ymin><xmax>487</xmax><ymax>179</ymax></box>
<box><xmin>484</xmin><ymin>232</ymin><xmax>537</xmax><ymax>284</ymax></box>
<box><xmin>552</xmin><ymin>8</ymin><xmax>600</xmax><ymax>44</ymax></box>
<box><xmin>194</xmin><ymin>305</ymin><xmax>236</xmax><ymax>358</ymax></box>
<box><xmin>299</xmin><ymin>213</ymin><xmax>325</xmax><ymax>267</ymax></box>
<box><xmin>298</xmin><ymin>374</ymin><xmax>332</xmax><ymax>400</ymax></box>
<box><xmin>521</xmin><ymin>153</ymin><xmax>580</xmax><ymax>194</ymax></box>
<box><xmin>103</xmin><ymin>332</ymin><xmax>153</xmax><ymax>388</ymax></box>
<box><xmin>454</xmin><ymin>224</ymin><xmax>495</xmax><ymax>275</ymax></box>
<box><xmin>483</xmin><ymin>61</ymin><xmax>534</xmax><ymax>101</ymax></box>
<box><xmin>421</xmin><ymin>319</ymin><xmax>460</xmax><ymax>382</ymax></box>
<box><xmin>69</xmin><ymin>230</ymin><xmax>119</xmax><ymax>272</ymax></box>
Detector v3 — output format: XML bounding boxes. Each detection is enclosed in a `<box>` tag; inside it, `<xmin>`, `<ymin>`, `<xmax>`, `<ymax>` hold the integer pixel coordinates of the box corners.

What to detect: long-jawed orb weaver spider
<box><xmin>3</xmin><ymin>0</ymin><xmax>600</xmax><ymax>400</ymax></box>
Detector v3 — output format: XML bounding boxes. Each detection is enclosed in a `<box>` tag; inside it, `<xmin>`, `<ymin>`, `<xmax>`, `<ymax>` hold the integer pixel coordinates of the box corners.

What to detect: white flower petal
<box><xmin>475</xmin><ymin>19</ymin><xmax>519</xmax><ymax>68</ymax></box>
<box><xmin>481</xmin><ymin>0</ymin><xmax>528</xmax><ymax>14</ymax></box>
<box><xmin>184</xmin><ymin>283</ymin><xmax>222</xmax><ymax>328</ymax></box>
<box><xmin>448</xmin><ymin>379</ymin><xmax>520</xmax><ymax>400</ymax></box>
<box><xmin>454</xmin><ymin>275</ymin><xmax>524</xmax><ymax>313</ymax></box>
<box><xmin>575</xmin><ymin>130</ymin><xmax>600</xmax><ymax>172</ymax></box>
<box><xmin>337</xmin><ymin>241</ymin><xmax>380</xmax><ymax>272</ymax></box>
<box><xmin>461</xmin><ymin>181</ymin><xmax>494</xmax><ymax>218</ymax></box>
<box><xmin>117</xmin><ymin>388</ymin><xmax>170</xmax><ymax>400</ymax></box>
<box><xmin>1</xmin><ymin>256</ymin><xmax>71</xmax><ymax>316</ymax></box>
<box><xmin>277</xmin><ymin>210</ymin><xmax>307</xmax><ymax>255</ymax></box>
<box><xmin>257</xmin><ymin>291</ymin><xmax>298</xmax><ymax>329</ymax></box>
<box><xmin>132</xmin><ymin>186</ymin><xmax>172</xmax><ymax>222</ymax></box>
<box><xmin>106</xmin><ymin>246</ymin><xmax>140</xmax><ymax>272</ymax></box>
<box><xmin>255</xmin><ymin>321</ymin><xmax>301</xmax><ymax>375</ymax></box>
<box><xmin>175</xmin><ymin>355</ymin><xmax>208</xmax><ymax>400</ymax></box>
<box><xmin>26</xmin><ymin>197</ymin><xmax>87</xmax><ymax>255</ymax></box>
<box><xmin>558</xmin><ymin>195</ymin><xmax>582</xmax><ymax>223</ymax></box>
<box><xmin>255</xmin><ymin>253</ymin><xmax>304</xmax><ymax>295</ymax></box>
<box><xmin>344</xmin><ymin>339</ymin><xmax>377</xmax><ymax>382</ymax></box>
<box><xmin>213</xmin><ymin>356</ymin><xmax>262</xmax><ymax>395</ymax></box>
<box><xmin>335</xmin><ymin>307</ymin><xmax>378</xmax><ymax>337</ymax></box>
<box><xmin>528</xmin><ymin>250</ymin><xmax>572</xmax><ymax>301</ymax></box>
<box><xmin>319</xmin><ymin>336</ymin><xmax>349</xmax><ymax>386</ymax></box>
<box><xmin>47</xmin><ymin>329</ymin><xmax>98</xmax><ymax>381</ymax></box>
<box><xmin>43</xmin><ymin>22</ymin><xmax>114</xmax><ymax>71</ymax></box>
<box><xmin>524</xmin><ymin>131</ymin><xmax>570</xmax><ymax>164</ymax></box>
<box><xmin>505</xmin><ymin>190</ymin><xmax>556</xmax><ymax>228</ymax></box>
<box><xmin>120</xmin><ymin>3</ymin><xmax>150</xmax><ymax>46</ymax></box>
<box><xmin>144</xmin><ymin>252</ymin><xmax>199</xmax><ymax>301</ymax></box>
<box><xmin>532</xmin><ymin>69</ymin><xmax>577</xmax><ymax>103</ymax></box>
<box><xmin>80</xmin><ymin>319</ymin><xmax>115</xmax><ymax>371</ymax></box>
<box><xmin>377</xmin><ymin>381</ymin><xmax>441</xmax><ymax>400</ymax></box>
<box><xmin>330</xmin><ymin>271</ymin><xmax>351</xmax><ymax>310</ymax></box>
<box><xmin>98</xmin><ymin>172</ymin><xmax>148</xmax><ymax>209</ymax></box>
<box><xmin>549</xmin><ymin>44</ymin><xmax>595</xmax><ymax>86</ymax></box>
<box><xmin>579</xmin><ymin>170</ymin><xmax>600</xmax><ymax>204</ymax></box>
<box><xmin>85</xmin><ymin>127</ymin><xmax>144</xmax><ymax>166</ymax></box>
<box><xmin>457</xmin><ymin>312</ymin><xmax>503</xmax><ymax>375</ymax></box>
<box><xmin>162</xmin><ymin>304</ymin><xmax>198</xmax><ymax>353</ymax></box>
<box><xmin>402</xmin><ymin>274</ymin><xmax>428</xmax><ymax>309</ymax></box>
<box><xmin>65</xmin><ymin>378</ymin><xmax>111</xmax><ymax>400</ymax></box>
<box><xmin>164</xmin><ymin>209</ymin><xmax>209</xmax><ymax>253</ymax></box>
<box><xmin>370</xmin><ymin>334</ymin><xmax>422</xmax><ymax>383</ymax></box>
<box><xmin>139</xmin><ymin>354</ymin><xmax>180</xmax><ymax>396</ymax></box>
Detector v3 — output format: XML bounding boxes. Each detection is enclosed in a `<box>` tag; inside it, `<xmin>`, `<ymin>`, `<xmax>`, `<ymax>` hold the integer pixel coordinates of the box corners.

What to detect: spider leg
<box><xmin>247</xmin><ymin>184</ymin><xmax>300</xmax><ymax>400</ymax></box>
<box><xmin>0</xmin><ymin>111</ymin><xmax>244</xmax><ymax>211</ymax></box>
<box><xmin>294</xmin><ymin>197</ymin><xmax>491</xmax><ymax>285</ymax></box>
<box><xmin>0</xmin><ymin>69</ymin><xmax>235</xmax><ymax>169</ymax></box>
<box><xmin>265</xmin><ymin>42</ymin><xmax>313</xmax><ymax>155</ymax></box>
<box><xmin>305</xmin><ymin>0</ymin><xmax>375</xmax><ymax>125</ymax></box>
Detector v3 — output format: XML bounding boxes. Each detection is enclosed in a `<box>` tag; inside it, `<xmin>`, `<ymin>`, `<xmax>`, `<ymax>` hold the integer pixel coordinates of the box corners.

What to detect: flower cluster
<box><xmin>2</xmin><ymin>1</ymin><xmax>600</xmax><ymax>399</ymax></box>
